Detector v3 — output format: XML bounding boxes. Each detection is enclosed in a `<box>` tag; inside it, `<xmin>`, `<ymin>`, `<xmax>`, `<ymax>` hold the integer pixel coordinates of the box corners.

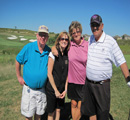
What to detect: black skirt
<box><xmin>67</xmin><ymin>83</ymin><xmax>84</xmax><ymax>102</ymax></box>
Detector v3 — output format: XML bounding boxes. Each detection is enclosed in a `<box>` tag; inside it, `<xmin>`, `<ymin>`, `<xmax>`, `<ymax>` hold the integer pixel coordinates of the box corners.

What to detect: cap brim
<box><xmin>90</xmin><ymin>20</ymin><xmax>100</xmax><ymax>24</ymax></box>
<box><xmin>38</xmin><ymin>30</ymin><xmax>49</xmax><ymax>33</ymax></box>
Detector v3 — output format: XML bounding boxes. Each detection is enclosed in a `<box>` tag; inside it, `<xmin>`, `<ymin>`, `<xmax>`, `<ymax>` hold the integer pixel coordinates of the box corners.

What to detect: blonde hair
<box><xmin>55</xmin><ymin>31</ymin><xmax>71</xmax><ymax>51</ymax></box>
<box><xmin>69</xmin><ymin>21</ymin><xmax>82</xmax><ymax>36</ymax></box>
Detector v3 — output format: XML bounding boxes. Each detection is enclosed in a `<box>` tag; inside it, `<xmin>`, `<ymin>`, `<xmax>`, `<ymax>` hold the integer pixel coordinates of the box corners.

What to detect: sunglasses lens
<box><xmin>39</xmin><ymin>33</ymin><xmax>48</xmax><ymax>37</ymax></box>
<box><xmin>61</xmin><ymin>38</ymin><xmax>68</xmax><ymax>41</ymax></box>
<box><xmin>65</xmin><ymin>39</ymin><xmax>69</xmax><ymax>41</ymax></box>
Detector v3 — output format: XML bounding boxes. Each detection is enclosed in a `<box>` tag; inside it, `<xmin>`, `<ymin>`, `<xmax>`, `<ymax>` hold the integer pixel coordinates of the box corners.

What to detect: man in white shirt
<box><xmin>81</xmin><ymin>14</ymin><xmax>130</xmax><ymax>120</ymax></box>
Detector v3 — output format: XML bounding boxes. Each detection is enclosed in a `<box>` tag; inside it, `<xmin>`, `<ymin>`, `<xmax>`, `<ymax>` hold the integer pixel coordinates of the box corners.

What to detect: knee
<box><xmin>26</xmin><ymin>117</ymin><xmax>32</xmax><ymax>120</ymax></box>
<box><xmin>48</xmin><ymin>111</ymin><xmax>55</xmax><ymax>117</ymax></box>
<box><xmin>71</xmin><ymin>100</ymin><xmax>77</xmax><ymax>108</ymax></box>
<box><xmin>56</xmin><ymin>109</ymin><xmax>60</xmax><ymax>113</ymax></box>
<box><xmin>77</xmin><ymin>101</ymin><xmax>81</xmax><ymax>110</ymax></box>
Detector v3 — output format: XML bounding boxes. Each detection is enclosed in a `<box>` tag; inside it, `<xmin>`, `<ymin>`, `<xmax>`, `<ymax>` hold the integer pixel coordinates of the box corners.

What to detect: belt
<box><xmin>24</xmin><ymin>83</ymin><xmax>42</xmax><ymax>90</ymax></box>
<box><xmin>87</xmin><ymin>78</ymin><xmax>110</xmax><ymax>85</ymax></box>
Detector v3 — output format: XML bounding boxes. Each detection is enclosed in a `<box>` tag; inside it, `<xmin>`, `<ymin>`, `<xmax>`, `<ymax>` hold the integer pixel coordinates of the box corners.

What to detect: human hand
<box><xmin>55</xmin><ymin>90</ymin><xmax>62</xmax><ymax>98</ymax></box>
<box><xmin>51</xmin><ymin>46</ymin><xmax>58</xmax><ymax>57</ymax></box>
<box><xmin>59</xmin><ymin>90</ymin><xmax>67</xmax><ymax>99</ymax></box>
<box><xmin>126</xmin><ymin>76</ymin><xmax>130</xmax><ymax>87</ymax></box>
<box><xmin>18</xmin><ymin>76</ymin><xmax>25</xmax><ymax>86</ymax></box>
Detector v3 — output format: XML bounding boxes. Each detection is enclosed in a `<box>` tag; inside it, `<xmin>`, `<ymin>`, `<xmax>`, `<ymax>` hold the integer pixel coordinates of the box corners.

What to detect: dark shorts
<box><xmin>67</xmin><ymin>83</ymin><xmax>84</xmax><ymax>102</ymax></box>
<box><xmin>46</xmin><ymin>89</ymin><xmax>65</xmax><ymax>113</ymax></box>
<box><xmin>81</xmin><ymin>78</ymin><xmax>110</xmax><ymax>117</ymax></box>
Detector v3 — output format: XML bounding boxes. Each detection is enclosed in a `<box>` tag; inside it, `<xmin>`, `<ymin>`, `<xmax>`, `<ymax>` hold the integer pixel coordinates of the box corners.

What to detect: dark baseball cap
<box><xmin>90</xmin><ymin>14</ymin><xmax>102</xmax><ymax>25</ymax></box>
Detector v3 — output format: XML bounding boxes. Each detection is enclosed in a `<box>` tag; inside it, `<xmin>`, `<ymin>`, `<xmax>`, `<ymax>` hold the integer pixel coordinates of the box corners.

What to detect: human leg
<box><xmin>21</xmin><ymin>85</ymin><xmax>47</xmax><ymax>120</ymax></box>
<box><xmin>71</xmin><ymin>99</ymin><xmax>78</xmax><ymax>120</ymax></box>
<box><xmin>84</xmin><ymin>78</ymin><xmax>110</xmax><ymax>120</ymax></box>
<box><xmin>68</xmin><ymin>83</ymin><xmax>83</xmax><ymax>120</ymax></box>
<box><xmin>21</xmin><ymin>85</ymin><xmax>35</xmax><ymax>118</ymax></box>
<box><xmin>53</xmin><ymin>94</ymin><xmax>65</xmax><ymax>120</ymax></box>
<box><xmin>73</xmin><ymin>101</ymin><xmax>81</xmax><ymax>120</ymax></box>
<box><xmin>55</xmin><ymin>109</ymin><xmax>61</xmax><ymax>120</ymax></box>
<box><xmin>35</xmin><ymin>88</ymin><xmax>47</xmax><ymax>120</ymax></box>
<box><xmin>25</xmin><ymin>117</ymin><xmax>32</xmax><ymax>120</ymax></box>
<box><xmin>81</xmin><ymin>78</ymin><xmax>110</xmax><ymax>117</ymax></box>
<box><xmin>90</xmin><ymin>115</ymin><xmax>97</xmax><ymax>120</ymax></box>
<box><xmin>96</xmin><ymin>110</ymin><xmax>109</xmax><ymax>120</ymax></box>
<box><xmin>48</xmin><ymin>111</ymin><xmax>55</xmax><ymax>120</ymax></box>
<box><xmin>34</xmin><ymin>114</ymin><xmax>41</xmax><ymax>120</ymax></box>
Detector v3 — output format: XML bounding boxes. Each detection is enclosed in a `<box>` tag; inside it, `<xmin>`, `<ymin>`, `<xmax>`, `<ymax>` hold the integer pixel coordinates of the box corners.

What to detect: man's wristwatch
<box><xmin>126</xmin><ymin>76</ymin><xmax>130</xmax><ymax>83</ymax></box>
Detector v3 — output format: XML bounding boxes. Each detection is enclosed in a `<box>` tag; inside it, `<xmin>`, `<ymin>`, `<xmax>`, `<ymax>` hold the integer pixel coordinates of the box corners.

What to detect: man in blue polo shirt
<box><xmin>16</xmin><ymin>25</ymin><xmax>51</xmax><ymax>120</ymax></box>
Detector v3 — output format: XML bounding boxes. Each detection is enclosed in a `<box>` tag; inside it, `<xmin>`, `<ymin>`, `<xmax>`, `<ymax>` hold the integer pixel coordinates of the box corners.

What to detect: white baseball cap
<box><xmin>38</xmin><ymin>25</ymin><xmax>49</xmax><ymax>33</ymax></box>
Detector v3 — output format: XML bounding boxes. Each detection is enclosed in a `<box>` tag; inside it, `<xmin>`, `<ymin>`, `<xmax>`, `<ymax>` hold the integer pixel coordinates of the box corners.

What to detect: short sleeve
<box><xmin>111</xmin><ymin>41</ymin><xmax>126</xmax><ymax>67</ymax></box>
<box><xmin>49</xmin><ymin>52</ymin><xmax>55</xmax><ymax>61</ymax></box>
<box><xmin>16</xmin><ymin>44</ymin><xmax>28</xmax><ymax>64</ymax></box>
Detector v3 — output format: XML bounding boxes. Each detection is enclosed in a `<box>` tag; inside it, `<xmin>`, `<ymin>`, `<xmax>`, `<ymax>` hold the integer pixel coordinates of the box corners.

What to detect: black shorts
<box><xmin>81</xmin><ymin>78</ymin><xmax>110</xmax><ymax>116</ymax></box>
<box><xmin>46</xmin><ymin>88</ymin><xmax>65</xmax><ymax>113</ymax></box>
<box><xmin>67</xmin><ymin>83</ymin><xmax>84</xmax><ymax>102</ymax></box>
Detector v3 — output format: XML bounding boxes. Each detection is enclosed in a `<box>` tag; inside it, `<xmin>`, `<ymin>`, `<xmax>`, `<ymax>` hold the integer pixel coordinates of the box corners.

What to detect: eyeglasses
<box><xmin>39</xmin><ymin>33</ymin><xmax>48</xmax><ymax>38</ymax></box>
<box><xmin>72</xmin><ymin>31</ymin><xmax>81</xmax><ymax>35</ymax></box>
<box><xmin>60</xmin><ymin>38</ymin><xmax>69</xmax><ymax>41</ymax></box>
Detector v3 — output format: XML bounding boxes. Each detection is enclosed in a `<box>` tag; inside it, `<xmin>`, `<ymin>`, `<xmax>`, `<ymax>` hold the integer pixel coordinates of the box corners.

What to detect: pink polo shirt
<box><xmin>68</xmin><ymin>38</ymin><xmax>88</xmax><ymax>85</ymax></box>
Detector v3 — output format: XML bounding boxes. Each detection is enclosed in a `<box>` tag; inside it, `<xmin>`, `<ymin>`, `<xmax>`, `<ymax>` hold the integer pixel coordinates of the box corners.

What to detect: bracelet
<box><xmin>126</xmin><ymin>76</ymin><xmax>130</xmax><ymax>82</ymax></box>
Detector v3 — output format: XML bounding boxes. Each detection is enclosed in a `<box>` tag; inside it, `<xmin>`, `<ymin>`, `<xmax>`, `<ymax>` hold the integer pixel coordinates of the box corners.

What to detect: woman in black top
<box><xmin>46</xmin><ymin>31</ymin><xmax>71</xmax><ymax>120</ymax></box>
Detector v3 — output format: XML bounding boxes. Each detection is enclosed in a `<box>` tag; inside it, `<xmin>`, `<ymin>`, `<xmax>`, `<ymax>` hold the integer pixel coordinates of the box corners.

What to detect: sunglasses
<box><xmin>72</xmin><ymin>31</ymin><xmax>80</xmax><ymax>35</ymax></box>
<box><xmin>60</xmin><ymin>38</ymin><xmax>69</xmax><ymax>41</ymax></box>
<box><xmin>91</xmin><ymin>23</ymin><xmax>100</xmax><ymax>27</ymax></box>
<box><xmin>39</xmin><ymin>33</ymin><xmax>48</xmax><ymax>37</ymax></box>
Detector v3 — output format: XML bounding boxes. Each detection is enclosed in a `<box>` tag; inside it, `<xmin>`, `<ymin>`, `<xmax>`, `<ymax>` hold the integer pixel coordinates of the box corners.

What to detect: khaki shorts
<box><xmin>21</xmin><ymin>85</ymin><xmax>47</xmax><ymax>118</ymax></box>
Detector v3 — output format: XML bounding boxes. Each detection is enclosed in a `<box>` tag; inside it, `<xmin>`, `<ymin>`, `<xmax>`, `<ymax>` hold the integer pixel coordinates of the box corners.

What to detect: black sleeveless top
<box><xmin>46</xmin><ymin>48</ymin><xmax>68</xmax><ymax>93</ymax></box>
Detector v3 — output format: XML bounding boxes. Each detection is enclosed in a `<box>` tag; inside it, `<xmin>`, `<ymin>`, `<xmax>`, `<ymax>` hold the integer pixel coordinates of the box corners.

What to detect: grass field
<box><xmin>0</xmin><ymin>28</ymin><xmax>130</xmax><ymax>120</ymax></box>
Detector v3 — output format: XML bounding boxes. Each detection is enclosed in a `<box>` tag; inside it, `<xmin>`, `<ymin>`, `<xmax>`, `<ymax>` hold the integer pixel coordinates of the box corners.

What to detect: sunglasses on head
<box><xmin>60</xmin><ymin>38</ymin><xmax>69</xmax><ymax>41</ymax></box>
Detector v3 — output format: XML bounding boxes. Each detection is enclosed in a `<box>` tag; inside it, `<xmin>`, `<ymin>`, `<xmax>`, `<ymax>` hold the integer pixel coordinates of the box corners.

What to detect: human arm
<box><xmin>15</xmin><ymin>60</ymin><xmax>25</xmax><ymax>85</ymax></box>
<box><xmin>111</xmin><ymin>40</ymin><xmax>130</xmax><ymax>85</ymax></box>
<box><xmin>48</xmin><ymin>57</ymin><xmax>61</xmax><ymax>98</ymax></box>
<box><xmin>60</xmin><ymin>76</ymin><xmax>68</xmax><ymax>99</ymax></box>
<box><xmin>120</xmin><ymin>62</ymin><xmax>130</xmax><ymax>86</ymax></box>
<box><xmin>120</xmin><ymin>62</ymin><xmax>129</xmax><ymax>79</ymax></box>
<box><xmin>51</xmin><ymin>46</ymin><xmax>58</xmax><ymax>57</ymax></box>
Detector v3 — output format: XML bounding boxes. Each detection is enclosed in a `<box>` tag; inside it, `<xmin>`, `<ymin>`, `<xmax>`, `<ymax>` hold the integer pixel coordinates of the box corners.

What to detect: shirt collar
<box><xmin>71</xmin><ymin>38</ymin><xmax>85</xmax><ymax>47</ymax></box>
<box><xmin>34</xmin><ymin>41</ymin><xmax>49</xmax><ymax>55</ymax></box>
<box><xmin>34</xmin><ymin>41</ymin><xmax>40</xmax><ymax>53</ymax></box>
<box><xmin>97</xmin><ymin>31</ymin><xmax>106</xmax><ymax>43</ymax></box>
<box><xmin>89</xmin><ymin>31</ymin><xmax>106</xmax><ymax>44</ymax></box>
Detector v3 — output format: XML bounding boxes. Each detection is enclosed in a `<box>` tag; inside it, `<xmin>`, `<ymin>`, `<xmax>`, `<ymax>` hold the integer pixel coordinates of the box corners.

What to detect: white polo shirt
<box><xmin>86</xmin><ymin>31</ymin><xmax>126</xmax><ymax>81</ymax></box>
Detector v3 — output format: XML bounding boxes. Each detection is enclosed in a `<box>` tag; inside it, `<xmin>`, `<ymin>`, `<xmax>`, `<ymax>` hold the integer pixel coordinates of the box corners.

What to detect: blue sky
<box><xmin>0</xmin><ymin>0</ymin><xmax>130</xmax><ymax>36</ymax></box>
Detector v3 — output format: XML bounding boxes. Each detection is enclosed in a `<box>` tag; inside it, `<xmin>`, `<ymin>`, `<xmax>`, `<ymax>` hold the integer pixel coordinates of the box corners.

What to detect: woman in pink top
<box><xmin>67</xmin><ymin>21</ymin><xmax>88</xmax><ymax>120</ymax></box>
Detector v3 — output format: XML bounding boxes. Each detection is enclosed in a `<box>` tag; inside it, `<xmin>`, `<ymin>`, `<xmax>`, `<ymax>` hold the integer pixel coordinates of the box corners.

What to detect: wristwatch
<box><xmin>126</xmin><ymin>76</ymin><xmax>130</xmax><ymax>83</ymax></box>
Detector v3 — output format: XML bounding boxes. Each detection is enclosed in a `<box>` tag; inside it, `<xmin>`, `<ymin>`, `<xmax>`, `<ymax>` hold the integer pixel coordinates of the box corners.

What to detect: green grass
<box><xmin>0</xmin><ymin>56</ymin><xmax>130</xmax><ymax>120</ymax></box>
<box><xmin>110</xmin><ymin>65</ymin><xmax>130</xmax><ymax>119</ymax></box>
<box><xmin>0</xmin><ymin>64</ymin><xmax>24</xmax><ymax>120</ymax></box>
<box><xmin>0</xmin><ymin>28</ymin><xmax>130</xmax><ymax>120</ymax></box>
<box><xmin>117</xmin><ymin>40</ymin><xmax>130</xmax><ymax>54</ymax></box>
<box><xmin>0</xmin><ymin>37</ymin><xmax>24</xmax><ymax>47</ymax></box>
<box><xmin>125</xmin><ymin>55</ymin><xmax>130</xmax><ymax>68</ymax></box>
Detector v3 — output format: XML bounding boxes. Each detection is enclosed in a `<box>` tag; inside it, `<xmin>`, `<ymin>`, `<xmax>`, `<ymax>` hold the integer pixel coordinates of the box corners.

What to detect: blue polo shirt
<box><xmin>16</xmin><ymin>41</ymin><xmax>51</xmax><ymax>89</ymax></box>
